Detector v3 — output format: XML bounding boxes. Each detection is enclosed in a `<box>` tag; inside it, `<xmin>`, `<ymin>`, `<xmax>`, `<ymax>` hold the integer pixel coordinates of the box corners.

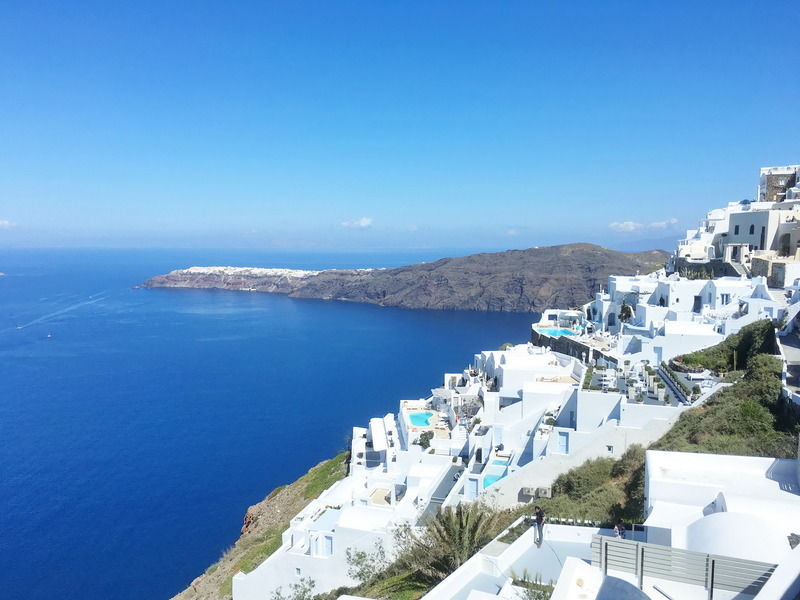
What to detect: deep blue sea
<box><xmin>0</xmin><ymin>249</ymin><xmax>537</xmax><ymax>600</ymax></box>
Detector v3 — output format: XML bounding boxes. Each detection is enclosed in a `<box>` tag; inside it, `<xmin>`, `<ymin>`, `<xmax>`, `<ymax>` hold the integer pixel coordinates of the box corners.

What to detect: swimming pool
<box><xmin>408</xmin><ymin>411</ymin><xmax>434</xmax><ymax>427</ymax></box>
<box><xmin>536</xmin><ymin>327</ymin><xmax>578</xmax><ymax>337</ymax></box>
<box><xmin>483</xmin><ymin>471</ymin><xmax>507</xmax><ymax>488</ymax></box>
<box><xmin>492</xmin><ymin>459</ymin><xmax>509</xmax><ymax>465</ymax></box>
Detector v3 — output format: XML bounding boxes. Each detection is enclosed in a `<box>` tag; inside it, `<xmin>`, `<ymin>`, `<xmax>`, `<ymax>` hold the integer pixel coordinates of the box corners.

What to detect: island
<box><xmin>142</xmin><ymin>243</ymin><xmax>669</xmax><ymax>312</ymax></box>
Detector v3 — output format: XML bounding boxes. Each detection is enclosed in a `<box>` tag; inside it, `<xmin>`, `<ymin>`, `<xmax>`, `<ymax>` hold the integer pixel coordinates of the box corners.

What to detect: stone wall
<box><xmin>764</xmin><ymin>172</ymin><xmax>796</xmax><ymax>203</ymax></box>
<box><xmin>672</xmin><ymin>257</ymin><xmax>741</xmax><ymax>278</ymax></box>
<box><xmin>530</xmin><ymin>329</ymin><xmax>618</xmax><ymax>368</ymax></box>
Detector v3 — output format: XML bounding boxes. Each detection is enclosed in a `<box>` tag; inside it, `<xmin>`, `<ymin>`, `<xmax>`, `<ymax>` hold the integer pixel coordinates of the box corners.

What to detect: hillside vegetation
<box><xmin>171</xmin><ymin>453</ymin><xmax>349</xmax><ymax>600</ymax></box>
<box><xmin>530</xmin><ymin>321</ymin><xmax>798</xmax><ymax>530</ymax></box>
<box><xmin>675</xmin><ymin>318</ymin><xmax>777</xmax><ymax>373</ymax></box>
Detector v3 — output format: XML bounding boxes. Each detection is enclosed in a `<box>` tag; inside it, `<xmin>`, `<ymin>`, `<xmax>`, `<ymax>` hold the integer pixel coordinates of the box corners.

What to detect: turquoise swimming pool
<box><xmin>492</xmin><ymin>459</ymin><xmax>509</xmax><ymax>466</ymax></box>
<box><xmin>537</xmin><ymin>327</ymin><xmax>578</xmax><ymax>337</ymax></box>
<box><xmin>483</xmin><ymin>470</ymin><xmax>507</xmax><ymax>488</ymax></box>
<box><xmin>409</xmin><ymin>411</ymin><xmax>434</xmax><ymax>427</ymax></box>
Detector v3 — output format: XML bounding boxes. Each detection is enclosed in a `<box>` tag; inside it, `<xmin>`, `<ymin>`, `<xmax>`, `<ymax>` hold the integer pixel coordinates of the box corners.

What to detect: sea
<box><xmin>0</xmin><ymin>248</ymin><xmax>539</xmax><ymax>600</ymax></box>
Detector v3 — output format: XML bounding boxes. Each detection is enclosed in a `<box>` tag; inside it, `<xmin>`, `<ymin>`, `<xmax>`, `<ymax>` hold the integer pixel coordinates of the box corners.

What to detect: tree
<box><xmin>394</xmin><ymin>502</ymin><xmax>500</xmax><ymax>583</ymax></box>
<box><xmin>414</xmin><ymin>430</ymin><xmax>434</xmax><ymax>449</ymax></box>
<box><xmin>618</xmin><ymin>303</ymin><xmax>633</xmax><ymax>323</ymax></box>
<box><xmin>345</xmin><ymin>541</ymin><xmax>387</xmax><ymax>585</ymax></box>
<box><xmin>270</xmin><ymin>577</ymin><xmax>316</xmax><ymax>600</ymax></box>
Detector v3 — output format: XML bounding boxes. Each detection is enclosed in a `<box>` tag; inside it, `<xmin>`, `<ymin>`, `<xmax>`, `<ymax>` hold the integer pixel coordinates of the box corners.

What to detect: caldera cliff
<box><xmin>143</xmin><ymin>243</ymin><xmax>669</xmax><ymax>312</ymax></box>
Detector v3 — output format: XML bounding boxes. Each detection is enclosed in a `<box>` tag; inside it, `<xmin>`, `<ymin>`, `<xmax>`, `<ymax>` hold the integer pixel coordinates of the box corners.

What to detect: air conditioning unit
<box><xmin>536</xmin><ymin>487</ymin><xmax>552</xmax><ymax>499</ymax></box>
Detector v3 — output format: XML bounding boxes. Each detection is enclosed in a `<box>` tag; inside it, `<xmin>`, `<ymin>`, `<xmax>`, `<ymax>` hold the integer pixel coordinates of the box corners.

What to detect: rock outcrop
<box><xmin>144</xmin><ymin>244</ymin><xmax>669</xmax><ymax>312</ymax></box>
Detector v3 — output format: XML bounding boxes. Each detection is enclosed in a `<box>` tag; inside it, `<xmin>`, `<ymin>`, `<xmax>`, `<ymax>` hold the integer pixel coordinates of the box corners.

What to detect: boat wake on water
<box><xmin>6</xmin><ymin>292</ymin><xmax>111</xmax><ymax>332</ymax></box>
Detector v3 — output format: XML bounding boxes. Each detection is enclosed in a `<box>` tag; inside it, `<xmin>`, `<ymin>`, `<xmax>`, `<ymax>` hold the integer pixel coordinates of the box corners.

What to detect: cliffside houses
<box><xmin>233</xmin><ymin>165</ymin><xmax>800</xmax><ymax>600</ymax></box>
<box><xmin>413</xmin><ymin>445</ymin><xmax>800</xmax><ymax>600</ymax></box>
<box><xmin>670</xmin><ymin>164</ymin><xmax>800</xmax><ymax>286</ymax></box>
<box><xmin>533</xmin><ymin>272</ymin><xmax>785</xmax><ymax>367</ymax></box>
<box><xmin>233</xmin><ymin>343</ymin><xmax>697</xmax><ymax>598</ymax></box>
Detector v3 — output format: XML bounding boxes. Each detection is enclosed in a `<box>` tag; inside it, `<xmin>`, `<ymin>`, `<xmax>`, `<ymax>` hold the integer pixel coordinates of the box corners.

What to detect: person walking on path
<box><xmin>533</xmin><ymin>506</ymin><xmax>545</xmax><ymax>545</ymax></box>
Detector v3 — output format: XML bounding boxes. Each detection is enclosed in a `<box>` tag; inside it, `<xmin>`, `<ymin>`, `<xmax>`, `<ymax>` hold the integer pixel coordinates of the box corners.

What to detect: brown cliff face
<box><xmin>170</xmin><ymin>453</ymin><xmax>348</xmax><ymax>600</ymax></box>
<box><xmin>144</xmin><ymin>243</ymin><xmax>669</xmax><ymax>312</ymax></box>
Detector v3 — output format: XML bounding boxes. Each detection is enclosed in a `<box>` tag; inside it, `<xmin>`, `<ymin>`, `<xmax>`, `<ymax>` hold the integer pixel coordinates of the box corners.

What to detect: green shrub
<box><xmin>553</xmin><ymin>457</ymin><xmax>615</xmax><ymax>501</ymax></box>
<box><xmin>679</xmin><ymin>319</ymin><xmax>777</xmax><ymax>373</ymax></box>
<box><xmin>611</xmin><ymin>445</ymin><xmax>645</xmax><ymax>479</ymax></box>
<box><xmin>653</xmin><ymin>353</ymin><xmax>796</xmax><ymax>458</ymax></box>
<box><xmin>416</xmin><ymin>430</ymin><xmax>434</xmax><ymax>449</ymax></box>
<box><xmin>582</xmin><ymin>366</ymin><xmax>594</xmax><ymax>389</ymax></box>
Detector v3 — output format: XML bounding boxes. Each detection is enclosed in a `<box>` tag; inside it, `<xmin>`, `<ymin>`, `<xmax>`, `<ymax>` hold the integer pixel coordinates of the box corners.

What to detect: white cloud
<box><xmin>609</xmin><ymin>220</ymin><xmax>643</xmax><ymax>233</ymax></box>
<box><xmin>0</xmin><ymin>219</ymin><xmax>15</xmax><ymax>229</ymax></box>
<box><xmin>609</xmin><ymin>217</ymin><xmax>678</xmax><ymax>233</ymax></box>
<box><xmin>341</xmin><ymin>217</ymin><xmax>373</xmax><ymax>228</ymax></box>
<box><xmin>648</xmin><ymin>217</ymin><xmax>678</xmax><ymax>229</ymax></box>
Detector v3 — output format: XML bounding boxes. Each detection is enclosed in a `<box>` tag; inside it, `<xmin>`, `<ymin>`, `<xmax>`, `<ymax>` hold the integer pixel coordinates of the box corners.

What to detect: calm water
<box><xmin>0</xmin><ymin>249</ymin><xmax>537</xmax><ymax>600</ymax></box>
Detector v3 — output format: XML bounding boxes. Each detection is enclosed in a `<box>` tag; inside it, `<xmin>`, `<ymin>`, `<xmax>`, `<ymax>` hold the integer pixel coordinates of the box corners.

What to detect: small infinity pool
<box><xmin>492</xmin><ymin>459</ymin><xmax>509</xmax><ymax>466</ymax></box>
<box><xmin>483</xmin><ymin>470</ymin><xmax>507</xmax><ymax>488</ymax></box>
<box><xmin>536</xmin><ymin>327</ymin><xmax>578</xmax><ymax>337</ymax></box>
<box><xmin>408</xmin><ymin>411</ymin><xmax>434</xmax><ymax>427</ymax></box>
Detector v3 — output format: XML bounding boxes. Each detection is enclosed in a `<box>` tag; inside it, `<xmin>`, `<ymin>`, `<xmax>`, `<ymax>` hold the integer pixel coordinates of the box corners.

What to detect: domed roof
<box><xmin>685</xmin><ymin>512</ymin><xmax>789</xmax><ymax>563</ymax></box>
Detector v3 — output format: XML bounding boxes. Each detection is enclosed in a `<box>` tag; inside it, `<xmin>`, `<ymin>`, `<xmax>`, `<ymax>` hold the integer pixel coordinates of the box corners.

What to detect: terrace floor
<box><xmin>369</xmin><ymin>488</ymin><xmax>390</xmax><ymax>505</ymax></box>
<box><xmin>507</xmin><ymin>539</ymin><xmax>591</xmax><ymax>586</ymax></box>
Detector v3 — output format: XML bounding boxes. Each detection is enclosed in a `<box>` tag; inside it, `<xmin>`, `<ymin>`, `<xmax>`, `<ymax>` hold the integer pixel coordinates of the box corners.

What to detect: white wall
<box><xmin>491</xmin><ymin>413</ymin><xmax>685</xmax><ymax>509</ymax></box>
<box><xmin>575</xmin><ymin>390</ymin><xmax>621</xmax><ymax>432</ymax></box>
<box><xmin>233</xmin><ymin>527</ymin><xmax>392</xmax><ymax>600</ymax></box>
<box><xmin>619</xmin><ymin>402</ymin><xmax>682</xmax><ymax>428</ymax></box>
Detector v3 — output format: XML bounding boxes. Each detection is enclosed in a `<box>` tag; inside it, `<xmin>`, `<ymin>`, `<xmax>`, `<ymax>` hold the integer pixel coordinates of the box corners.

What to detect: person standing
<box><xmin>614</xmin><ymin>519</ymin><xmax>626</xmax><ymax>539</ymax></box>
<box><xmin>533</xmin><ymin>506</ymin><xmax>545</xmax><ymax>544</ymax></box>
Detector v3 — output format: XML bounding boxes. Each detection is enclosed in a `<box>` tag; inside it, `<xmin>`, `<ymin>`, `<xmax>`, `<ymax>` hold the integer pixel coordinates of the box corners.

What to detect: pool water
<box><xmin>409</xmin><ymin>411</ymin><xmax>434</xmax><ymax>427</ymax></box>
<box><xmin>492</xmin><ymin>459</ymin><xmax>509</xmax><ymax>465</ymax></box>
<box><xmin>483</xmin><ymin>471</ymin><xmax>507</xmax><ymax>488</ymax></box>
<box><xmin>537</xmin><ymin>327</ymin><xmax>578</xmax><ymax>337</ymax></box>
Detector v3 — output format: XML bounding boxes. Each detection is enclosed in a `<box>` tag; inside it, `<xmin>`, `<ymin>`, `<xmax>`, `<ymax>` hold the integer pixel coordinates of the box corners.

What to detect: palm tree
<box><xmin>394</xmin><ymin>502</ymin><xmax>500</xmax><ymax>582</ymax></box>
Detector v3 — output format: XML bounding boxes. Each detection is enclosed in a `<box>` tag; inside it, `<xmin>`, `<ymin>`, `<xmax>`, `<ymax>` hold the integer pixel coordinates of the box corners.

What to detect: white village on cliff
<box><xmin>233</xmin><ymin>165</ymin><xmax>800</xmax><ymax>600</ymax></box>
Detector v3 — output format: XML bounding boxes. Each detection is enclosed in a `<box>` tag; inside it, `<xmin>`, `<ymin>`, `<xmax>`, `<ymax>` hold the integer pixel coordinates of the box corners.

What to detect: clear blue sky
<box><xmin>1</xmin><ymin>1</ymin><xmax>798</xmax><ymax>251</ymax></box>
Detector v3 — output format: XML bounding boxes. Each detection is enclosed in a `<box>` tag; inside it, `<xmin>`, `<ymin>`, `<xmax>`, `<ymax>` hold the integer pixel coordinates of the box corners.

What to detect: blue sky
<box><xmin>1</xmin><ymin>1</ymin><xmax>798</xmax><ymax>251</ymax></box>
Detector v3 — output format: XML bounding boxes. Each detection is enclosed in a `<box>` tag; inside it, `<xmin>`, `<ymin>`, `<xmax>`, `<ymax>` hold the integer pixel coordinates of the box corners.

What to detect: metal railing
<box><xmin>591</xmin><ymin>535</ymin><xmax>776</xmax><ymax>599</ymax></box>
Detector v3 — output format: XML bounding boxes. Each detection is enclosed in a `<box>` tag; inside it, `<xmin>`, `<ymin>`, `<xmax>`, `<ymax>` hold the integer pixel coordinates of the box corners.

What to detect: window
<box><xmin>295</xmin><ymin>568</ymin><xmax>302</xmax><ymax>577</ymax></box>
<box><xmin>721</xmin><ymin>293</ymin><xmax>730</xmax><ymax>305</ymax></box>
<box><xmin>749</xmin><ymin>224</ymin><xmax>755</xmax><ymax>235</ymax></box>
<box><xmin>734</xmin><ymin>225</ymin><xmax>740</xmax><ymax>235</ymax></box>
<box><xmin>606</xmin><ymin>445</ymin><xmax>614</xmax><ymax>453</ymax></box>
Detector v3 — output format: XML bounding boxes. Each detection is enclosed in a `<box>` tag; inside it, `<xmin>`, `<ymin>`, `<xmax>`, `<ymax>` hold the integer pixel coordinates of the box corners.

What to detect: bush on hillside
<box><xmin>611</xmin><ymin>444</ymin><xmax>645</xmax><ymax>479</ymax></box>
<box><xmin>653</xmin><ymin>351</ymin><xmax>795</xmax><ymax>458</ymax></box>
<box><xmin>676</xmin><ymin>319</ymin><xmax>777</xmax><ymax>373</ymax></box>
<box><xmin>552</xmin><ymin>457</ymin><xmax>614</xmax><ymax>501</ymax></box>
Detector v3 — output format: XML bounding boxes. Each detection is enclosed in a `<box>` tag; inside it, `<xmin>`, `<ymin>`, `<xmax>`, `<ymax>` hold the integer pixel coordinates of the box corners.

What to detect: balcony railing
<box><xmin>591</xmin><ymin>534</ymin><xmax>776</xmax><ymax>599</ymax></box>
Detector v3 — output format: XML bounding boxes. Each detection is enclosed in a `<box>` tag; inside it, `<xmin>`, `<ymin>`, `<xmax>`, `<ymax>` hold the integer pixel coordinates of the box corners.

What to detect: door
<box><xmin>558</xmin><ymin>431</ymin><xmax>569</xmax><ymax>453</ymax></box>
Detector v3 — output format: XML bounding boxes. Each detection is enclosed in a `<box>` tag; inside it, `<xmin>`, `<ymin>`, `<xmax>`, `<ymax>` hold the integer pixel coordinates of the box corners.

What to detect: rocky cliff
<box><xmin>144</xmin><ymin>244</ymin><xmax>669</xmax><ymax>312</ymax></box>
<box><xmin>171</xmin><ymin>453</ymin><xmax>348</xmax><ymax>600</ymax></box>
